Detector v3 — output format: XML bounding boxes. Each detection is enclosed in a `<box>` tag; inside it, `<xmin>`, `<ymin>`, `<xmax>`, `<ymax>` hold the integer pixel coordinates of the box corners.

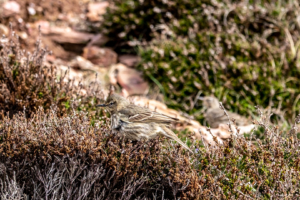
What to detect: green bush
<box><xmin>103</xmin><ymin>0</ymin><xmax>300</xmax><ymax>122</ymax></box>
<box><xmin>101</xmin><ymin>0</ymin><xmax>205</xmax><ymax>51</ymax></box>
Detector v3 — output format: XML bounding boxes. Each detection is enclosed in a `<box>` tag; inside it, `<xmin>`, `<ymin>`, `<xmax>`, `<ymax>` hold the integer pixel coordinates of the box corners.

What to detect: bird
<box><xmin>199</xmin><ymin>96</ymin><xmax>251</xmax><ymax>128</ymax></box>
<box><xmin>96</xmin><ymin>93</ymin><xmax>193</xmax><ymax>153</ymax></box>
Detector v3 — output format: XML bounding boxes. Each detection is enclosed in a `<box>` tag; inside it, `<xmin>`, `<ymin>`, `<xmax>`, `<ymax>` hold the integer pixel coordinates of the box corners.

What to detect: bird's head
<box><xmin>96</xmin><ymin>93</ymin><xmax>129</xmax><ymax>113</ymax></box>
<box><xmin>199</xmin><ymin>96</ymin><xmax>220</xmax><ymax>109</ymax></box>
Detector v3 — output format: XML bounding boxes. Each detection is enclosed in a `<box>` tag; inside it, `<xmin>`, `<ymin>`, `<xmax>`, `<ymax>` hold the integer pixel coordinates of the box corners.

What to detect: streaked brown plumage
<box><xmin>200</xmin><ymin>96</ymin><xmax>250</xmax><ymax>128</ymax></box>
<box><xmin>97</xmin><ymin>94</ymin><xmax>192</xmax><ymax>153</ymax></box>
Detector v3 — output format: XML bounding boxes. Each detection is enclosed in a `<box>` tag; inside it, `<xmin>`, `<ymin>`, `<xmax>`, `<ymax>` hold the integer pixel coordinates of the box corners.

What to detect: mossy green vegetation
<box><xmin>103</xmin><ymin>0</ymin><xmax>300</xmax><ymax>123</ymax></box>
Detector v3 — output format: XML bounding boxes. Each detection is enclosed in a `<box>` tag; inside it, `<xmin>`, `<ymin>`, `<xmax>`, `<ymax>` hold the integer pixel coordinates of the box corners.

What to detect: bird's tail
<box><xmin>161</xmin><ymin>126</ymin><xmax>193</xmax><ymax>153</ymax></box>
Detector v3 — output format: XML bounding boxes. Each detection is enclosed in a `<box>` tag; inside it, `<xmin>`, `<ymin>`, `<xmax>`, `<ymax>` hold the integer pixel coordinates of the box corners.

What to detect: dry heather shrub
<box><xmin>0</xmin><ymin>172</ymin><xmax>26</xmax><ymax>200</ymax></box>
<box><xmin>1</xmin><ymin>106</ymin><xmax>300</xmax><ymax>199</ymax></box>
<box><xmin>193</xmin><ymin>107</ymin><xmax>300</xmax><ymax>199</ymax></box>
<box><xmin>0</xmin><ymin>33</ymin><xmax>103</xmax><ymax>119</ymax></box>
<box><xmin>0</xmin><ymin>108</ymin><xmax>199</xmax><ymax>199</ymax></box>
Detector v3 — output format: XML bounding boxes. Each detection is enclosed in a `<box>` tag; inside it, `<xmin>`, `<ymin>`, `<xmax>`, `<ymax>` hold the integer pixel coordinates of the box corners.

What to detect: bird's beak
<box><xmin>198</xmin><ymin>97</ymin><xmax>204</xmax><ymax>101</ymax></box>
<box><xmin>96</xmin><ymin>104</ymin><xmax>107</xmax><ymax>107</ymax></box>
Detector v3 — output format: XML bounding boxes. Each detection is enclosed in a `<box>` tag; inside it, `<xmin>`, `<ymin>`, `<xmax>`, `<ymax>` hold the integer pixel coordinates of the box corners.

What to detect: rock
<box><xmin>48</xmin><ymin>28</ymin><xmax>95</xmax><ymax>44</ymax></box>
<box><xmin>3</xmin><ymin>1</ymin><xmax>20</xmax><ymax>14</ymax></box>
<box><xmin>0</xmin><ymin>24</ymin><xmax>27</xmax><ymax>39</ymax></box>
<box><xmin>26</xmin><ymin>21</ymin><xmax>108</xmax><ymax>59</ymax></box>
<box><xmin>83</xmin><ymin>46</ymin><xmax>117</xmax><ymax>67</ymax></box>
<box><xmin>118</xmin><ymin>54</ymin><xmax>141</xmax><ymax>67</ymax></box>
<box><xmin>61</xmin><ymin>56</ymin><xmax>110</xmax><ymax>86</ymax></box>
<box><xmin>56</xmin><ymin>61</ymin><xmax>109</xmax><ymax>87</ymax></box>
<box><xmin>131</xmin><ymin>96</ymin><xmax>168</xmax><ymax>111</ymax></box>
<box><xmin>69</xmin><ymin>56</ymin><xmax>99</xmax><ymax>71</ymax></box>
<box><xmin>30</xmin><ymin>20</ymin><xmax>50</xmax><ymax>34</ymax></box>
<box><xmin>86</xmin><ymin>1</ymin><xmax>109</xmax><ymax>22</ymax></box>
<box><xmin>0</xmin><ymin>24</ymin><xmax>9</xmax><ymax>36</ymax></box>
<box><xmin>109</xmin><ymin>63</ymin><xmax>149</xmax><ymax>96</ymax></box>
<box><xmin>57</xmin><ymin>64</ymin><xmax>84</xmax><ymax>85</ymax></box>
<box><xmin>46</xmin><ymin>54</ymin><xmax>56</xmax><ymax>63</ymax></box>
<box><xmin>87</xmin><ymin>34</ymin><xmax>109</xmax><ymax>46</ymax></box>
<box><xmin>27</xmin><ymin>3</ymin><xmax>36</xmax><ymax>15</ymax></box>
<box><xmin>41</xmin><ymin>36</ymin><xmax>75</xmax><ymax>59</ymax></box>
<box><xmin>30</xmin><ymin>21</ymin><xmax>108</xmax><ymax>45</ymax></box>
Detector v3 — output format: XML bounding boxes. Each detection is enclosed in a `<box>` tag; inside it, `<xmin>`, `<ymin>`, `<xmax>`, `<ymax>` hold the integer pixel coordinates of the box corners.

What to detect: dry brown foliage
<box><xmin>1</xmin><ymin>105</ymin><xmax>300</xmax><ymax>199</ymax></box>
<box><xmin>0</xmin><ymin>108</ymin><xmax>198</xmax><ymax>199</ymax></box>
<box><xmin>0</xmin><ymin>32</ymin><xmax>103</xmax><ymax>118</ymax></box>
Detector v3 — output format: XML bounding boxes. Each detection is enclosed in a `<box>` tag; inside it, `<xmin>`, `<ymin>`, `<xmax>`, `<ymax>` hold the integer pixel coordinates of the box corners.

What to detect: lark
<box><xmin>200</xmin><ymin>96</ymin><xmax>250</xmax><ymax>128</ymax></box>
<box><xmin>97</xmin><ymin>93</ymin><xmax>193</xmax><ymax>153</ymax></box>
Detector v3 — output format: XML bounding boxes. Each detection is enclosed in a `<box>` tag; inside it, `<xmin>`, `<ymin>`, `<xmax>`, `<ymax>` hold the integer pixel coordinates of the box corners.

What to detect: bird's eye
<box><xmin>109</xmin><ymin>101</ymin><xmax>114</xmax><ymax>106</ymax></box>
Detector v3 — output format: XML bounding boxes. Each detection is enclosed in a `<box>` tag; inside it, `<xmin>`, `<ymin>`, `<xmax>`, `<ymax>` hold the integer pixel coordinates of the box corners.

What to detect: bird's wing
<box><xmin>128</xmin><ymin>112</ymin><xmax>178</xmax><ymax>123</ymax></box>
<box><xmin>119</xmin><ymin>104</ymin><xmax>178</xmax><ymax>124</ymax></box>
